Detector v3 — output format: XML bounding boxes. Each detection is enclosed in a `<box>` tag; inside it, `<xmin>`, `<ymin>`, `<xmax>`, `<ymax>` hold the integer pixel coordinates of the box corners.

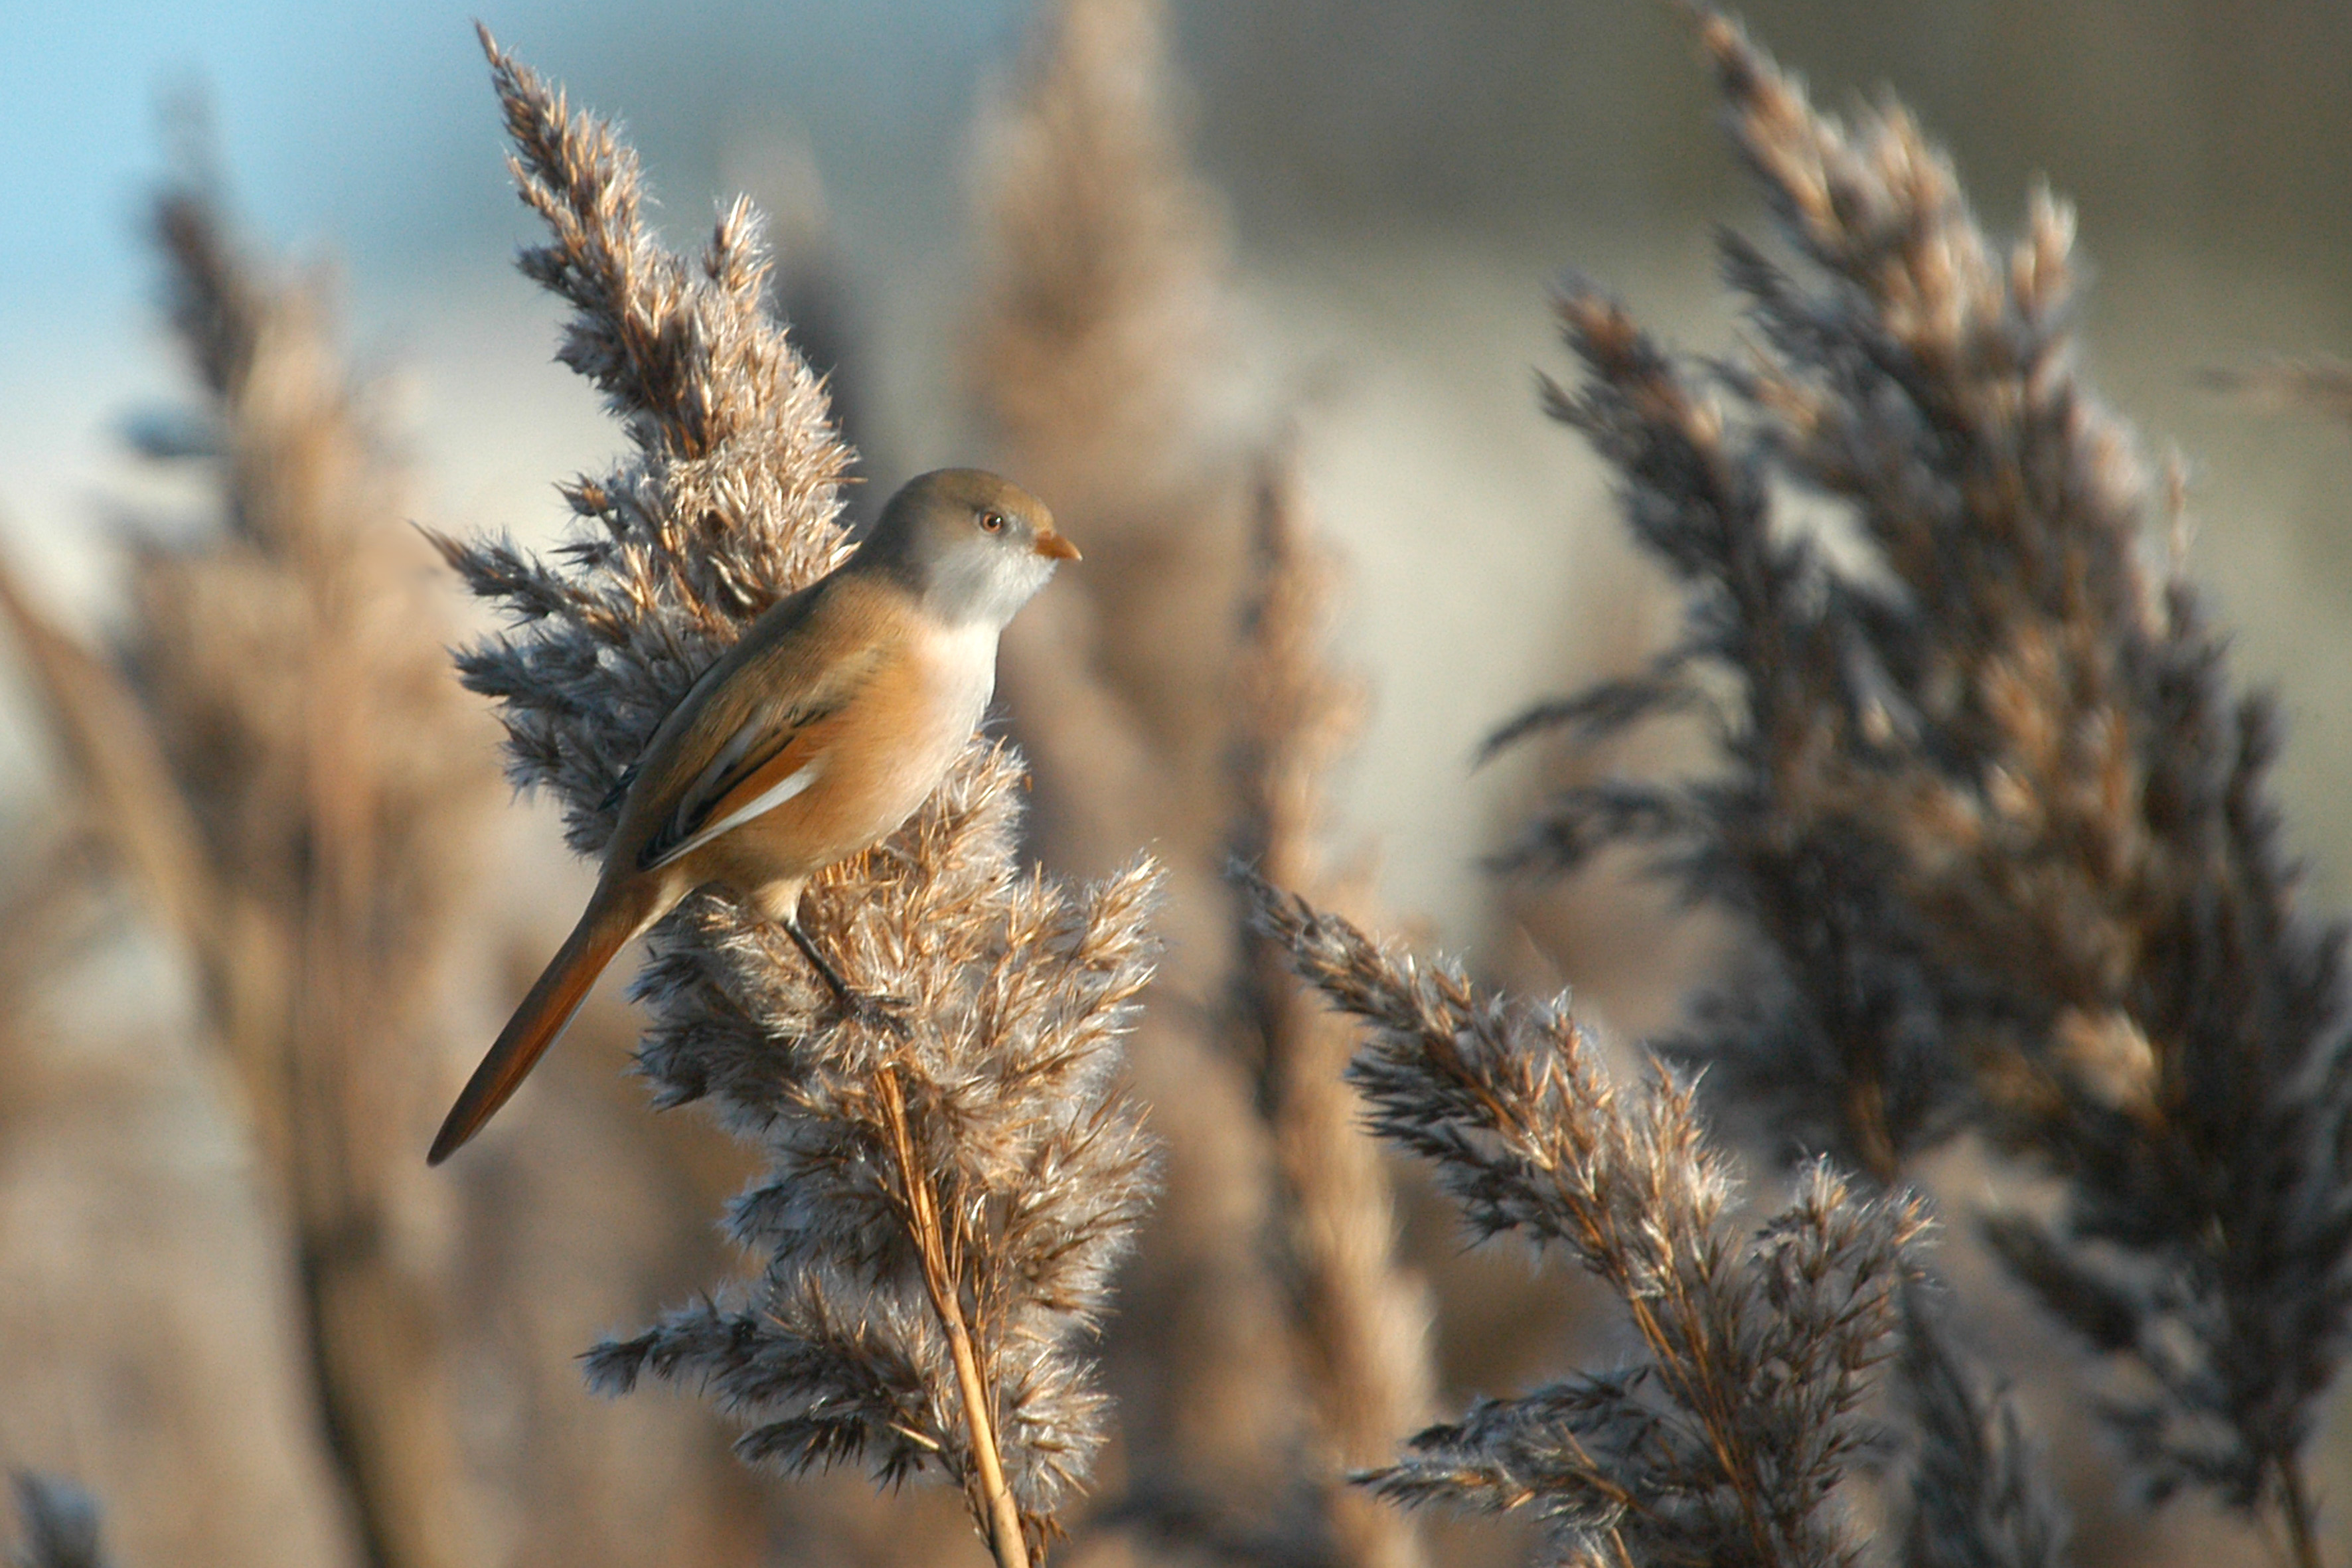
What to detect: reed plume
<box><xmin>0</xmin><ymin>152</ymin><xmax>499</xmax><ymax>1565</ymax></box>
<box><xmin>443</xmin><ymin>35</ymin><xmax>1160</xmax><ymax>1566</ymax></box>
<box><xmin>971</xmin><ymin>0</ymin><xmax>1313</xmax><ymax>1550</ymax></box>
<box><xmin>1895</xmin><ymin>1293</ymin><xmax>2069</xmax><ymax>1568</ymax></box>
<box><xmin>1231</xmin><ymin>455</ymin><xmax>1435</xmax><ymax>1568</ymax></box>
<box><xmin>1247</xmin><ymin>877</ymin><xmax>1927</xmax><ymax>1568</ymax></box>
<box><xmin>1492</xmin><ymin>11</ymin><xmax>2352</xmax><ymax>1561</ymax></box>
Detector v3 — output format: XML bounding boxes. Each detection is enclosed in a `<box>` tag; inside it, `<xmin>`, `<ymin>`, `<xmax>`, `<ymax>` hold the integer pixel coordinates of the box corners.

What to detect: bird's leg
<box><xmin>780</xmin><ymin>912</ymin><xmax>852</xmax><ymax>997</ymax></box>
<box><xmin>781</xmin><ymin>913</ymin><xmax>909</xmax><ymax>1033</ymax></box>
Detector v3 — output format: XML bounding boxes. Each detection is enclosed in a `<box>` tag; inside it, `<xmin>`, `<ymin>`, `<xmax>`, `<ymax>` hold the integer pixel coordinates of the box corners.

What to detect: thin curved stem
<box><xmin>877</xmin><ymin>1066</ymin><xmax>1032</xmax><ymax>1568</ymax></box>
<box><xmin>2278</xmin><ymin>1452</ymin><xmax>2323</xmax><ymax>1568</ymax></box>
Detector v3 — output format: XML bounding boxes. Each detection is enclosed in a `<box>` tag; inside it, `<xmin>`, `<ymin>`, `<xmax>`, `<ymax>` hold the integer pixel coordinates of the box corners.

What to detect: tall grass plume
<box><xmin>1492</xmin><ymin>11</ymin><xmax>2352</xmax><ymax>1562</ymax></box>
<box><xmin>971</xmin><ymin>0</ymin><xmax>1310</xmax><ymax>1550</ymax></box>
<box><xmin>1247</xmin><ymin>876</ymin><xmax>1927</xmax><ymax>1567</ymax></box>
<box><xmin>5</xmin><ymin>155</ymin><xmax>499</xmax><ymax>1568</ymax></box>
<box><xmin>1230</xmin><ymin>455</ymin><xmax>1434</xmax><ymax>1568</ymax></box>
<box><xmin>439</xmin><ymin>33</ymin><xmax>1162</xmax><ymax>1565</ymax></box>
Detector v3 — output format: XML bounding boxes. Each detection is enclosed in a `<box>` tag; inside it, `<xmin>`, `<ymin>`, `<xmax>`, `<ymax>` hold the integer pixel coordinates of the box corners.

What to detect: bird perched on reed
<box><xmin>429</xmin><ymin>468</ymin><xmax>1079</xmax><ymax>1164</ymax></box>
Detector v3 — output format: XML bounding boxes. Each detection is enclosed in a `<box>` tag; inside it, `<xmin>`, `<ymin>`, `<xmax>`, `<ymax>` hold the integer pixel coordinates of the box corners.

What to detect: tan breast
<box><xmin>688</xmin><ymin>617</ymin><xmax>996</xmax><ymax>898</ymax></box>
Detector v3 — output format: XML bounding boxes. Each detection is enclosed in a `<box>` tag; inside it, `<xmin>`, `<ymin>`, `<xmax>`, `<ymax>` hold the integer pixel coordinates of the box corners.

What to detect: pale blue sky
<box><xmin>5</xmin><ymin>0</ymin><xmax>2351</xmax><ymax>931</ymax></box>
<box><xmin>0</xmin><ymin>0</ymin><xmax>1034</xmax><ymax>610</ymax></box>
<box><xmin>0</xmin><ymin>0</ymin><xmax>1029</xmax><ymax>343</ymax></box>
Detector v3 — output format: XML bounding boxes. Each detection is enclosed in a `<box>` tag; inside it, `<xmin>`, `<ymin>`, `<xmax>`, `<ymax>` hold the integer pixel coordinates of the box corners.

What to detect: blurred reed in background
<box><xmin>1480</xmin><ymin>12</ymin><xmax>2352</xmax><ymax>1568</ymax></box>
<box><xmin>2</xmin><ymin>152</ymin><xmax>496</xmax><ymax>1568</ymax></box>
<box><xmin>3</xmin><ymin>3</ymin><xmax>2351</xmax><ymax>1567</ymax></box>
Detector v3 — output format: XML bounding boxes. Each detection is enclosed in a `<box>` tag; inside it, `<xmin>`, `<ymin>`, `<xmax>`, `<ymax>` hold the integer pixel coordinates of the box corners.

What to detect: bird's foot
<box><xmin>832</xmin><ymin>987</ymin><xmax>912</xmax><ymax>1036</ymax></box>
<box><xmin>778</xmin><ymin>914</ymin><xmax>909</xmax><ymax>1034</ymax></box>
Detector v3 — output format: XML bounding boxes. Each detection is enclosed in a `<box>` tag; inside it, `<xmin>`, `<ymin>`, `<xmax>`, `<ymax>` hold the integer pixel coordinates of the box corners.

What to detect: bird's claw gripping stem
<box><xmin>783</xmin><ymin>914</ymin><xmax>910</xmax><ymax>1034</ymax></box>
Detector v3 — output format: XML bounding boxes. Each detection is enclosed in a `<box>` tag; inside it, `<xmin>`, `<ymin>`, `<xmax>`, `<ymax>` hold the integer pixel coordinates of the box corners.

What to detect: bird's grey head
<box><xmin>858</xmin><ymin>468</ymin><xmax>1079</xmax><ymax>628</ymax></box>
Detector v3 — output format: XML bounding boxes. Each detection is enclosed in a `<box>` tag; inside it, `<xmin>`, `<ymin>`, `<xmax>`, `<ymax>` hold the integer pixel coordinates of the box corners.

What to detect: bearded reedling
<box><xmin>430</xmin><ymin>469</ymin><xmax>1078</xmax><ymax>1164</ymax></box>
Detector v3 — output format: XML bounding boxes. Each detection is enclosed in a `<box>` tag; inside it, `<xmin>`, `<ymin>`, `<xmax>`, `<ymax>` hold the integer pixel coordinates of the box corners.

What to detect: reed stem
<box><xmin>876</xmin><ymin>1065</ymin><xmax>1033</xmax><ymax>1568</ymax></box>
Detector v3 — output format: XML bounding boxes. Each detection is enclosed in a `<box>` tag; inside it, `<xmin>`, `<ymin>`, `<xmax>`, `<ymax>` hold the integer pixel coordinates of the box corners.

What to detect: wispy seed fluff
<box><xmin>437</xmin><ymin>33</ymin><xmax>1162</xmax><ymax>1565</ymax></box>
<box><xmin>1493</xmin><ymin>9</ymin><xmax>2352</xmax><ymax>1557</ymax></box>
<box><xmin>1248</xmin><ymin>876</ymin><xmax>1926</xmax><ymax>1568</ymax></box>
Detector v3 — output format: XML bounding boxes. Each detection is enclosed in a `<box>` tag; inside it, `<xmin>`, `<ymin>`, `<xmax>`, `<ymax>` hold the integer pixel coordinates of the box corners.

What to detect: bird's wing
<box><xmin>637</xmin><ymin>700</ymin><xmax>844</xmax><ymax>870</ymax></box>
<box><xmin>633</xmin><ymin>602</ymin><xmax>891</xmax><ymax>872</ymax></box>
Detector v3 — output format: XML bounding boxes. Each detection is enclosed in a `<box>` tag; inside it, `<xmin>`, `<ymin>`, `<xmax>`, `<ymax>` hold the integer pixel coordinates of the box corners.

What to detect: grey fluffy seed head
<box><xmin>449</xmin><ymin>27</ymin><xmax>858</xmax><ymax>860</ymax></box>
<box><xmin>447</xmin><ymin>33</ymin><xmax>1161</xmax><ymax>1561</ymax></box>
<box><xmin>1490</xmin><ymin>7</ymin><xmax>2352</xmax><ymax>1559</ymax></box>
<box><xmin>1895</xmin><ymin>1291</ymin><xmax>2070</xmax><ymax>1568</ymax></box>
<box><xmin>1245</xmin><ymin>872</ymin><xmax>1927</xmax><ymax>1568</ymax></box>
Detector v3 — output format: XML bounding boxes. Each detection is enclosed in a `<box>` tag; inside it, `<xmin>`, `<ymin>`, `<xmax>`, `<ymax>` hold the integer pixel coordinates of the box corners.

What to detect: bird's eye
<box><xmin>978</xmin><ymin>512</ymin><xmax>1007</xmax><ymax>534</ymax></box>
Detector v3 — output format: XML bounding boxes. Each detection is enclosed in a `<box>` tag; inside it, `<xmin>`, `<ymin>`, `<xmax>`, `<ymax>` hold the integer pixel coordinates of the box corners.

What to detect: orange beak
<box><xmin>1033</xmin><ymin>530</ymin><xmax>1081</xmax><ymax>562</ymax></box>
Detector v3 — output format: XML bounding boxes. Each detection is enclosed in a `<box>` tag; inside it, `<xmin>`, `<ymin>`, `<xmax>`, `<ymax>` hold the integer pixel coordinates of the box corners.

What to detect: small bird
<box><xmin>428</xmin><ymin>469</ymin><xmax>1079</xmax><ymax>1165</ymax></box>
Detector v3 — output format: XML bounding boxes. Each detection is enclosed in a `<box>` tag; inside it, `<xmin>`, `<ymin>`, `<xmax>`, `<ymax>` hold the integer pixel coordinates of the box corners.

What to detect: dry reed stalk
<box><xmin>971</xmin><ymin>0</ymin><xmax>1309</xmax><ymax>1549</ymax></box>
<box><xmin>145</xmin><ymin>181</ymin><xmax>495</xmax><ymax>1568</ymax></box>
<box><xmin>2199</xmin><ymin>358</ymin><xmax>2352</xmax><ymax>427</ymax></box>
<box><xmin>1492</xmin><ymin>11</ymin><xmax>2352</xmax><ymax>1562</ymax></box>
<box><xmin>0</xmin><ymin>568</ymin><xmax>212</xmax><ymax>946</ymax></box>
<box><xmin>0</xmin><ymin>822</ymin><xmax>98</xmax><ymax>1042</ymax></box>
<box><xmin>1230</xmin><ymin>454</ymin><xmax>1435</xmax><ymax>1568</ymax></box>
<box><xmin>0</xmin><ymin>564</ymin><xmax>368</xmax><ymax>1568</ymax></box>
<box><xmin>447</xmin><ymin>35</ymin><xmax>1160</xmax><ymax>1566</ymax></box>
<box><xmin>1246</xmin><ymin>876</ymin><xmax>1927</xmax><ymax>1568</ymax></box>
<box><xmin>4</xmin><ymin>169</ymin><xmax>497</xmax><ymax>1566</ymax></box>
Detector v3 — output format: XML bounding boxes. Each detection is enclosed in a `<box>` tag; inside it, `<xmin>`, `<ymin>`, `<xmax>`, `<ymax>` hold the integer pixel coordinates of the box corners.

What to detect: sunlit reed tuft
<box><xmin>437</xmin><ymin>33</ymin><xmax>1163</xmax><ymax>1565</ymax></box>
<box><xmin>1492</xmin><ymin>11</ymin><xmax>2352</xmax><ymax>1562</ymax></box>
<box><xmin>1247</xmin><ymin>875</ymin><xmax>1926</xmax><ymax>1568</ymax></box>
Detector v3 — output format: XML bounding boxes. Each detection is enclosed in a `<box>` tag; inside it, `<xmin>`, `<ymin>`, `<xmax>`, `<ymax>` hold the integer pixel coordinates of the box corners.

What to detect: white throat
<box><xmin>926</xmin><ymin>546</ymin><xmax>1057</xmax><ymax>629</ymax></box>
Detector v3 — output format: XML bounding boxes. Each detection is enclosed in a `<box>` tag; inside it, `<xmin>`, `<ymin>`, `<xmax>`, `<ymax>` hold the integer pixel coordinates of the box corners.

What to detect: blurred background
<box><xmin>1</xmin><ymin>1</ymin><xmax>2348</xmax><ymax>1564</ymax></box>
<box><xmin>9</xmin><ymin>0</ymin><xmax>2351</xmax><ymax>941</ymax></box>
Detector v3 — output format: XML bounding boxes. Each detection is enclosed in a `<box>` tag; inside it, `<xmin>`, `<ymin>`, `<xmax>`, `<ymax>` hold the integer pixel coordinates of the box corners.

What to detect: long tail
<box><xmin>428</xmin><ymin>877</ymin><xmax>665</xmax><ymax>1165</ymax></box>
